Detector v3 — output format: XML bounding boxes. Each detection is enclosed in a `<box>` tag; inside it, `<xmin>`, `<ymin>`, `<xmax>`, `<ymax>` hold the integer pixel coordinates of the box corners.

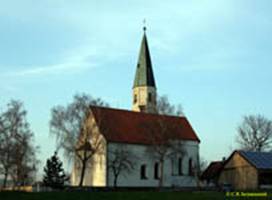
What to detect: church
<box><xmin>71</xmin><ymin>28</ymin><xmax>200</xmax><ymax>187</ymax></box>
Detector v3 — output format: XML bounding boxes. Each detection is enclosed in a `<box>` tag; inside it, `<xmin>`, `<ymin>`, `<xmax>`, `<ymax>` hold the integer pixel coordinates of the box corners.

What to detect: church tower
<box><xmin>132</xmin><ymin>27</ymin><xmax>157</xmax><ymax>113</ymax></box>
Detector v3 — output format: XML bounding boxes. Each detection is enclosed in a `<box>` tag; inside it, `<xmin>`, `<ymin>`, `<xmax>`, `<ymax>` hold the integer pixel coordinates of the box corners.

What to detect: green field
<box><xmin>0</xmin><ymin>191</ymin><xmax>226</xmax><ymax>200</ymax></box>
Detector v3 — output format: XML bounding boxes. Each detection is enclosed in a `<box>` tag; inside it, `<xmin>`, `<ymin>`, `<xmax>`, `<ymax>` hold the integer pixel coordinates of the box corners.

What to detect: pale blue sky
<box><xmin>0</xmin><ymin>0</ymin><xmax>272</xmax><ymax>177</ymax></box>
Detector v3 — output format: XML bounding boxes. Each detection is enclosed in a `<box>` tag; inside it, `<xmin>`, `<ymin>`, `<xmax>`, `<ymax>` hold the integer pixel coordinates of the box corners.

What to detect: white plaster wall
<box><xmin>70</xmin><ymin>111</ymin><xmax>107</xmax><ymax>187</ymax></box>
<box><xmin>70</xmin><ymin>139</ymin><xmax>107</xmax><ymax>187</ymax></box>
<box><xmin>85</xmin><ymin>148</ymin><xmax>107</xmax><ymax>186</ymax></box>
<box><xmin>107</xmin><ymin>141</ymin><xmax>199</xmax><ymax>187</ymax></box>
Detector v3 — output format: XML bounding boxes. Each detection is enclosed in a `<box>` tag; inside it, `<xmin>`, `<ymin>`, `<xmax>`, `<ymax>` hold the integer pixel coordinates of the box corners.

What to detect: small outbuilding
<box><xmin>201</xmin><ymin>161</ymin><xmax>224</xmax><ymax>187</ymax></box>
<box><xmin>218</xmin><ymin>150</ymin><xmax>272</xmax><ymax>190</ymax></box>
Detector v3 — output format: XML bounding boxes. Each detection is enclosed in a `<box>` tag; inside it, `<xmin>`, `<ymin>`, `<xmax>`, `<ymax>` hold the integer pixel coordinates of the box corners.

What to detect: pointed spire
<box><xmin>133</xmin><ymin>27</ymin><xmax>156</xmax><ymax>88</ymax></box>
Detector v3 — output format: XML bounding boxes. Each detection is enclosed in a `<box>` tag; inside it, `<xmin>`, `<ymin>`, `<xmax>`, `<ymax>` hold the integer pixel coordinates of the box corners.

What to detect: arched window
<box><xmin>171</xmin><ymin>158</ymin><xmax>175</xmax><ymax>175</ymax></box>
<box><xmin>189</xmin><ymin>158</ymin><xmax>193</xmax><ymax>176</ymax></box>
<box><xmin>178</xmin><ymin>158</ymin><xmax>183</xmax><ymax>175</ymax></box>
<box><xmin>134</xmin><ymin>94</ymin><xmax>137</xmax><ymax>104</ymax></box>
<box><xmin>140</xmin><ymin>165</ymin><xmax>147</xmax><ymax>179</ymax></box>
<box><xmin>139</xmin><ymin>105</ymin><xmax>146</xmax><ymax>112</ymax></box>
<box><xmin>154</xmin><ymin>162</ymin><xmax>160</xmax><ymax>179</ymax></box>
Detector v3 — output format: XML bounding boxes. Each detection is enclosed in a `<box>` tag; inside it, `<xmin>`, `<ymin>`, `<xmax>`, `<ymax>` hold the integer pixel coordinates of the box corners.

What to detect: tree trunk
<box><xmin>79</xmin><ymin>148</ymin><xmax>88</xmax><ymax>187</ymax></box>
<box><xmin>113</xmin><ymin>175</ymin><xmax>118</xmax><ymax>188</ymax></box>
<box><xmin>159</xmin><ymin>160</ymin><xmax>164</xmax><ymax>188</ymax></box>
<box><xmin>3</xmin><ymin>170</ymin><xmax>8</xmax><ymax>188</ymax></box>
<box><xmin>78</xmin><ymin>159</ymin><xmax>87</xmax><ymax>187</ymax></box>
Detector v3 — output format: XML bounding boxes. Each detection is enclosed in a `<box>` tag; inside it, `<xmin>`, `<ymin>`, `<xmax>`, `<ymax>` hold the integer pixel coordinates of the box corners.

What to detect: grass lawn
<box><xmin>0</xmin><ymin>191</ymin><xmax>225</xmax><ymax>200</ymax></box>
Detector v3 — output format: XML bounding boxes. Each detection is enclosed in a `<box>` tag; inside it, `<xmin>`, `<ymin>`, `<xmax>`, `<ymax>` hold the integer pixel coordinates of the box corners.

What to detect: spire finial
<box><xmin>143</xmin><ymin>19</ymin><xmax>147</xmax><ymax>32</ymax></box>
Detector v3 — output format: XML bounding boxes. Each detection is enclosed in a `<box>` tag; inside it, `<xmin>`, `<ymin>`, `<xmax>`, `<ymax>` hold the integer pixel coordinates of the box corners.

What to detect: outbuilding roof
<box><xmin>90</xmin><ymin>106</ymin><xmax>200</xmax><ymax>145</ymax></box>
<box><xmin>239</xmin><ymin>151</ymin><xmax>272</xmax><ymax>170</ymax></box>
<box><xmin>201</xmin><ymin>161</ymin><xmax>224</xmax><ymax>180</ymax></box>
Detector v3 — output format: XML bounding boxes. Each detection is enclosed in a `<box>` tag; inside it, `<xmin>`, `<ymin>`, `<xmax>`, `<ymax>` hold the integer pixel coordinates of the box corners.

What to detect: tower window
<box><xmin>148</xmin><ymin>92</ymin><xmax>152</xmax><ymax>102</ymax></box>
<box><xmin>139</xmin><ymin>105</ymin><xmax>146</xmax><ymax>112</ymax></box>
<box><xmin>154</xmin><ymin>162</ymin><xmax>160</xmax><ymax>179</ymax></box>
<box><xmin>140</xmin><ymin>164</ymin><xmax>147</xmax><ymax>179</ymax></box>
<box><xmin>134</xmin><ymin>94</ymin><xmax>137</xmax><ymax>104</ymax></box>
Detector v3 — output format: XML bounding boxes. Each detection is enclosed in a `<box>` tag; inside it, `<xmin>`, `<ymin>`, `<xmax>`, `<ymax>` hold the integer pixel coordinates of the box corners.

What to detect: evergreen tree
<box><xmin>43</xmin><ymin>152</ymin><xmax>68</xmax><ymax>189</ymax></box>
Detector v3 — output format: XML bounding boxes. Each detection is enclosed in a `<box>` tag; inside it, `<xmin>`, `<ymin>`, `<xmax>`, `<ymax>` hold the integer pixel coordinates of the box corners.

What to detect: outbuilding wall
<box><xmin>218</xmin><ymin>152</ymin><xmax>258</xmax><ymax>190</ymax></box>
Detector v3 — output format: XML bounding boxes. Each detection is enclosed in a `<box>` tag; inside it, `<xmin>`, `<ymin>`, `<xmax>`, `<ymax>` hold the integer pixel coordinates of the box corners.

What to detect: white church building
<box><xmin>71</xmin><ymin>28</ymin><xmax>200</xmax><ymax>187</ymax></box>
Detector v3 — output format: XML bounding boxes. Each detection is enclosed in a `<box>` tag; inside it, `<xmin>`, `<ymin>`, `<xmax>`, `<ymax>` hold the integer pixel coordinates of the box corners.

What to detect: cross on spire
<box><xmin>143</xmin><ymin>19</ymin><xmax>147</xmax><ymax>32</ymax></box>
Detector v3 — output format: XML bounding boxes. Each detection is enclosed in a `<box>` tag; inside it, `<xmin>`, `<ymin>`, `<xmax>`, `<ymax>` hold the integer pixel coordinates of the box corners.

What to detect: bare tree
<box><xmin>0</xmin><ymin>114</ymin><xmax>14</xmax><ymax>187</ymax></box>
<box><xmin>107</xmin><ymin>146</ymin><xmax>136</xmax><ymax>187</ymax></box>
<box><xmin>0</xmin><ymin>100</ymin><xmax>39</xmax><ymax>187</ymax></box>
<box><xmin>144</xmin><ymin>95</ymin><xmax>186</xmax><ymax>187</ymax></box>
<box><xmin>11</xmin><ymin>129</ymin><xmax>38</xmax><ymax>187</ymax></box>
<box><xmin>237</xmin><ymin>114</ymin><xmax>272</xmax><ymax>152</ymax></box>
<box><xmin>50</xmin><ymin>93</ymin><xmax>109</xmax><ymax>186</ymax></box>
<box><xmin>156</xmin><ymin>95</ymin><xmax>183</xmax><ymax>116</ymax></box>
<box><xmin>75</xmin><ymin>118</ymin><xmax>106</xmax><ymax>187</ymax></box>
<box><xmin>198</xmin><ymin>156</ymin><xmax>208</xmax><ymax>176</ymax></box>
<box><xmin>194</xmin><ymin>156</ymin><xmax>208</xmax><ymax>187</ymax></box>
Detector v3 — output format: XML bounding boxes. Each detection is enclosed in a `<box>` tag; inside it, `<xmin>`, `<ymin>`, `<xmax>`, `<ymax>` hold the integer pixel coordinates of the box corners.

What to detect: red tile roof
<box><xmin>90</xmin><ymin>106</ymin><xmax>200</xmax><ymax>145</ymax></box>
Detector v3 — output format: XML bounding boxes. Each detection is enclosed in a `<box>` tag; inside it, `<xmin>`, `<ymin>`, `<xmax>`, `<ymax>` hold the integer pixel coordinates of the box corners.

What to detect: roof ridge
<box><xmin>238</xmin><ymin>150</ymin><xmax>272</xmax><ymax>170</ymax></box>
<box><xmin>211</xmin><ymin>161</ymin><xmax>224</xmax><ymax>164</ymax></box>
<box><xmin>239</xmin><ymin>150</ymin><xmax>272</xmax><ymax>154</ymax></box>
<box><xmin>89</xmin><ymin>105</ymin><xmax>187</xmax><ymax>119</ymax></box>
